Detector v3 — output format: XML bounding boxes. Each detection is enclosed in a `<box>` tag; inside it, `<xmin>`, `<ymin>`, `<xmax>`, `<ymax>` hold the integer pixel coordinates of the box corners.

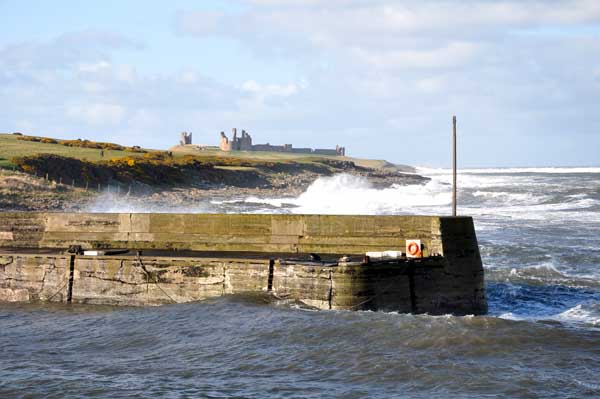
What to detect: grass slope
<box><xmin>171</xmin><ymin>145</ymin><xmax>414</xmax><ymax>172</ymax></box>
<box><xmin>1</xmin><ymin>132</ymin><xmax>414</xmax><ymax>173</ymax></box>
<box><xmin>0</xmin><ymin>133</ymin><xmax>144</xmax><ymax>168</ymax></box>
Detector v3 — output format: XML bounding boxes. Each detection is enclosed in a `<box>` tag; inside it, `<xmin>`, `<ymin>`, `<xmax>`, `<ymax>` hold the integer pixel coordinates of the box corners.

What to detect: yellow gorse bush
<box><xmin>16</xmin><ymin>135</ymin><xmax>146</xmax><ymax>153</ymax></box>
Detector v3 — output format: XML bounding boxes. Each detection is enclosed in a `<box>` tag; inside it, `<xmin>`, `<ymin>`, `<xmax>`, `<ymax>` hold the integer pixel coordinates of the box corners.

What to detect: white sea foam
<box><xmin>417</xmin><ymin>166</ymin><xmax>600</xmax><ymax>175</ymax></box>
<box><xmin>552</xmin><ymin>304</ymin><xmax>600</xmax><ymax>327</ymax></box>
<box><xmin>497</xmin><ymin>305</ymin><xmax>600</xmax><ymax>329</ymax></box>
<box><xmin>241</xmin><ymin>174</ymin><xmax>451</xmax><ymax>215</ymax></box>
<box><xmin>497</xmin><ymin>312</ymin><xmax>523</xmax><ymax>321</ymax></box>
<box><xmin>471</xmin><ymin>191</ymin><xmax>542</xmax><ymax>205</ymax></box>
<box><xmin>85</xmin><ymin>193</ymin><xmax>213</xmax><ymax>213</ymax></box>
<box><xmin>240</xmin><ymin>168</ymin><xmax>599</xmax><ymax>224</ymax></box>
<box><xmin>509</xmin><ymin>263</ymin><xmax>569</xmax><ymax>280</ymax></box>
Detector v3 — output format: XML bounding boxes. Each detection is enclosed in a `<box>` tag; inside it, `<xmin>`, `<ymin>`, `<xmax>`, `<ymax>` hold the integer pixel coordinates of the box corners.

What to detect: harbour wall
<box><xmin>0</xmin><ymin>213</ymin><xmax>487</xmax><ymax>314</ymax></box>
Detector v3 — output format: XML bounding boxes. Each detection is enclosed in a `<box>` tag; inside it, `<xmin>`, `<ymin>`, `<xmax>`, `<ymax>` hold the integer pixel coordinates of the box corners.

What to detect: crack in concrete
<box><xmin>0</xmin><ymin>256</ymin><xmax>14</xmax><ymax>272</ymax></box>
<box><xmin>82</xmin><ymin>273</ymin><xmax>141</xmax><ymax>286</ymax></box>
<box><xmin>222</xmin><ymin>264</ymin><xmax>227</xmax><ymax>295</ymax></box>
<box><xmin>39</xmin><ymin>264</ymin><xmax>48</xmax><ymax>294</ymax></box>
<box><xmin>327</xmin><ymin>269</ymin><xmax>333</xmax><ymax>310</ymax></box>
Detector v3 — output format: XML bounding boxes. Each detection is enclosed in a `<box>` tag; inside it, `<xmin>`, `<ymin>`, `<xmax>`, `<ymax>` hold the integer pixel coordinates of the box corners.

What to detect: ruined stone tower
<box><xmin>220</xmin><ymin>128</ymin><xmax>253</xmax><ymax>151</ymax></box>
<box><xmin>217</xmin><ymin>128</ymin><xmax>345</xmax><ymax>155</ymax></box>
<box><xmin>179</xmin><ymin>132</ymin><xmax>192</xmax><ymax>146</ymax></box>
<box><xmin>219</xmin><ymin>131</ymin><xmax>231</xmax><ymax>151</ymax></box>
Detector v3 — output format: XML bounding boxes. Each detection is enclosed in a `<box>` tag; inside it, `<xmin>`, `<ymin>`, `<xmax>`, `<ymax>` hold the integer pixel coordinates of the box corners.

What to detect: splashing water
<box><xmin>242</xmin><ymin>173</ymin><xmax>451</xmax><ymax>215</ymax></box>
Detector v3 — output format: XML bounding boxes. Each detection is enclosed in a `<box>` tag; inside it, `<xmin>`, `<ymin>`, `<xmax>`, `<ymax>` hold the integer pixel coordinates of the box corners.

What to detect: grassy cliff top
<box><xmin>171</xmin><ymin>145</ymin><xmax>413</xmax><ymax>172</ymax></box>
<box><xmin>0</xmin><ymin>133</ymin><xmax>142</xmax><ymax>168</ymax></box>
<box><xmin>0</xmin><ymin>133</ymin><xmax>413</xmax><ymax>173</ymax></box>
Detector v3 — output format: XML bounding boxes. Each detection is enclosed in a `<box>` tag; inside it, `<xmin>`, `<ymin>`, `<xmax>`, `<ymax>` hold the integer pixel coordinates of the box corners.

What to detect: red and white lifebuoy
<box><xmin>406</xmin><ymin>239</ymin><xmax>422</xmax><ymax>258</ymax></box>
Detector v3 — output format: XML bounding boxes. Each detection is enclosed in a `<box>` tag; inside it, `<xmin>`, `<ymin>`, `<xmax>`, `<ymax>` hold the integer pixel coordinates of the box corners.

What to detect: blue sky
<box><xmin>1</xmin><ymin>0</ymin><xmax>599</xmax><ymax>167</ymax></box>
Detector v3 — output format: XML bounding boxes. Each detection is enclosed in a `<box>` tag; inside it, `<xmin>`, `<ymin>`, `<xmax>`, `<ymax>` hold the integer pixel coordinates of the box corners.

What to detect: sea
<box><xmin>1</xmin><ymin>167</ymin><xmax>599</xmax><ymax>398</ymax></box>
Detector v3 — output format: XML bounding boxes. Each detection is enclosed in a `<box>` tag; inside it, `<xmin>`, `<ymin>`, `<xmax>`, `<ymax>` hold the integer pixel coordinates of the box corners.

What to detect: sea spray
<box><xmin>85</xmin><ymin>192</ymin><xmax>214</xmax><ymax>214</ymax></box>
<box><xmin>242</xmin><ymin>173</ymin><xmax>451</xmax><ymax>215</ymax></box>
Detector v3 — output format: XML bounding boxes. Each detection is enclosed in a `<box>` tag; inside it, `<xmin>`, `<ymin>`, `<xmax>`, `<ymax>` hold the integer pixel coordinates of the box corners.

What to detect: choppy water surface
<box><xmin>2</xmin><ymin>167</ymin><xmax>600</xmax><ymax>398</ymax></box>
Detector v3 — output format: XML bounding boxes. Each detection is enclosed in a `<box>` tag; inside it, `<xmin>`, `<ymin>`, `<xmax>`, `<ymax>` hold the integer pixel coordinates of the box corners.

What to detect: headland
<box><xmin>0</xmin><ymin>132</ymin><xmax>427</xmax><ymax>211</ymax></box>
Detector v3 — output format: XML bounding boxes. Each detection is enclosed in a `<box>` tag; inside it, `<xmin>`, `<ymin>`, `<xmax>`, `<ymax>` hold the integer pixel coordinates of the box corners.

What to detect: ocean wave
<box><xmin>240</xmin><ymin>174</ymin><xmax>451</xmax><ymax>215</ymax></box>
<box><xmin>487</xmin><ymin>264</ymin><xmax>600</xmax><ymax>289</ymax></box>
<box><xmin>465</xmin><ymin>199</ymin><xmax>600</xmax><ymax>221</ymax></box>
<box><xmin>471</xmin><ymin>190</ymin><xmax>544</xmax><ymax>205</ymax></box>
<box><xmin>84</xmin><ymin>193</ymin><xmax>213</xmax><ymax>213</ymax></box>
<box><xmin>553</xmin><ymin>304</ymin><xmax>600</xmax><ymax>328</ymax></box>
<box><xmin>497</xmin><ymin>304</ymin><xmax>600</xmax><ymax>329</ymax></box>
<box><xmin>417</xmin><ymin>166</ymin><xmax>600</xmax><ymax>174</ymax></box>
<box><xmin>238</xmin><ymin>172</ymin><xmax>600</xmax><ymax>223</ymax></box>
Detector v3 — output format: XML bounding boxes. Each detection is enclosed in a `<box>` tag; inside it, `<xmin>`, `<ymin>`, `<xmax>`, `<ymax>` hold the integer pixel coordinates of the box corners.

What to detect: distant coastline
<box><xmin>0</xmin><ymin>133</ymin><xmax>427</xmax><ymax>211</ymax></box>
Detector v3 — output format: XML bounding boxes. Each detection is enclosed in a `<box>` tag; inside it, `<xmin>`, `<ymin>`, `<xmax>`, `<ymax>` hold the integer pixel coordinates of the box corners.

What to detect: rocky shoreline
<box><xmin>0</xmin><ymin>166</ymin><xmax>429</xmax><ymax>212</ymax></box>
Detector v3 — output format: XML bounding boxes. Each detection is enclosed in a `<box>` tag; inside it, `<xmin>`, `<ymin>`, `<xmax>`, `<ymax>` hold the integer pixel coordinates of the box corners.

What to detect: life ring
<box><xmin>407</xmin><ymin>242</ymin><xmax>421</xmax><ymax>257</ymax></box>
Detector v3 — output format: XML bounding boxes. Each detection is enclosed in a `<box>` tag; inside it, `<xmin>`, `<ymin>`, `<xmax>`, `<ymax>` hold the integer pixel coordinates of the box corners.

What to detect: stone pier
<box><xmin>0</xmin><ymin>213</ymin><xmax>487</xmax><ymax>314</ymax></box>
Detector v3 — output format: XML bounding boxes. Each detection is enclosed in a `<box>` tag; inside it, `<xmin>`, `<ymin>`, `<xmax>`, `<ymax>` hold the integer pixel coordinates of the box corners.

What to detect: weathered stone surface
<box><xmin>0</xmin><ymin>213</ymin><xmax>445</xmax><ymax>255</ymax></box>
<box><xmin>272</xmin><ymin>262</ymin><xmax>333</xmax><ymax>309</ymax></box>
<box><xmin>224</xmin><ymin>260</ymin><xmax>269</xmax><ymax>294</ymax></box>
<box><xmin>72</xmin><ymin>257</ymin><xmax>226</xmax><ymax>306</ymax></box>
<box><xmin>0</xmin><ymin>254</ymin><xmax>70</xmax><ymax>303</ymax></box>
<box><xmin>330</xmin><ymin>263</ymin><xmax>414</xmax><ymax>312</ymax></box>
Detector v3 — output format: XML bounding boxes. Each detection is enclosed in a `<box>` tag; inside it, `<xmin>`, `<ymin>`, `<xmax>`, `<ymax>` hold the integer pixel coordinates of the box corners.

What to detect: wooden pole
<box><xmin>452</xmin><ymin>115</ymin><xmax>457</xmax><ymax>217</ymax></box>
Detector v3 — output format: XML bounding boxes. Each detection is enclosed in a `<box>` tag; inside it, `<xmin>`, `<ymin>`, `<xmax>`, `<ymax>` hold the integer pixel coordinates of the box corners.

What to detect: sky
<box><xmin>1</xmin><ymin>0</ymin><xmax>599</xmax><ymax>167</ymax></box>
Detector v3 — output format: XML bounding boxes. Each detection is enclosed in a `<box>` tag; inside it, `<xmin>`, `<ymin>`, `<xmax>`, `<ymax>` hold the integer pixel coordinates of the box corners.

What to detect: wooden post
<box><xmin>452</xmin><ymin>115</ymin><xmax>457</xmax><ymax>217</ymax></box>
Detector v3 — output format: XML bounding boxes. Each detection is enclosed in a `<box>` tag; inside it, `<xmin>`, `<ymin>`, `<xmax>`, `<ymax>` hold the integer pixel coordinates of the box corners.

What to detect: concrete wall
<box><xmin>0</xmin><ymin>252</ymin><xmax>483</xmax><ymax>314</ymax></box>
<box><xmin>0</xmin><ymin>253</ymin><xmax>71</xmax><ymax>303</ymax></box>
<box><xmin>0</xmin><ymin>213</ymin><xmax>487</xmax><ymax>314</ymax></box>
<box><xmin>0</xmin><ymin>213</ymin><xmax>447</xmax><ymax>255</ymax></box>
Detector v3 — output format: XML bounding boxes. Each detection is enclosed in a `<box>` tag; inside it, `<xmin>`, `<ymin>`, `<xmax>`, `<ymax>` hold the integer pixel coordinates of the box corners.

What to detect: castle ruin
<box><xmin>179</xmin><ymin>131</ymin><xmax>192</xmax><ymax>146</ymax></box>
<box><xmin>219</xmin><ymin>128</ymin><xmax>345</xmax><ymax>156</ymax></box>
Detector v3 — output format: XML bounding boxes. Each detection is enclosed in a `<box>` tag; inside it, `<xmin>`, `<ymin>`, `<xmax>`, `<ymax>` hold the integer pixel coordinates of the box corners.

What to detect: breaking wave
<box><xmin>85</xmin><ymin>193</ymin><xmax>213</xmax><ymax>214</ymax></box>
<box><xmin>486</xmin><ymin>263</ymin><xmax>600</xmax><ymax>290</ymax></box>
<box><xmin>239</xmin><ymin>168</ymin><xmax>599</xmax><ymax>222</ymax></box>
<box><xmin>242</xmin><ymin>174</ymin><xmax>450</xmax><ymax>215</ymax></box>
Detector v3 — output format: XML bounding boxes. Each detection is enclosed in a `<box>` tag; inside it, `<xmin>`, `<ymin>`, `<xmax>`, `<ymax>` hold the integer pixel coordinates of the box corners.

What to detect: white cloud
<box><xmin>351</xmin><ymin>41</ymin><xmax>479</xmax><ymax>69</ymax></box>
<box><xmin>241</xmin><ymin>80</ymin><xmax>300</xmax><ymax>97</ymax></box>
<box><xmin>78</xmin><ymin>61</ymin><xmax>111</xmax><ymax>73</ymax></box>
<box><xmin>67</xmin><ymin>103</ymin><xmax>126</xmax><ymax>126</ymax></box>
